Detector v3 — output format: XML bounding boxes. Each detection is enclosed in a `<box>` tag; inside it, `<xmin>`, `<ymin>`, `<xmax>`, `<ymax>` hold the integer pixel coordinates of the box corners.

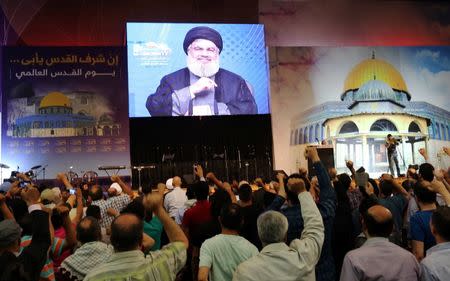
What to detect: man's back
<box><xmin>164</xmin><ymin>188</ymin><xmax>187</xmax><ymax>219</ymax></box>
<box><xmin>233</xmin><ymin>191</ymin><xmax>324</xmax><ymax>281</ymax></box>
<box><xmin>420</xmin><ymin>242</ymin><xmax>450</xmax><ymax>281</ymax></box>
<box><xmin>340</xmin><ymin>237</ymin><xmax>419</xmax><ymax>281</ymax></box>
<box><xmin>379</xmin><ymin>194</ymin><xmax>407</xmax><ymax>241</ymax></box>
<box><xmin>199</xmin><ymin>234</ymin><xmax>258</xmax><ymax>281</ymax></box>
<box><xmin>84</xmin><ymin>242</ymin><xmax>186</xmax><ymax>281</ymax></box>
<box><xmin>239</xmin><ymin>205</ymin><xmax>262</xmax><ymax>249</ymax></box>
<box><xmin>91</xmin><ymin>194</ymin><xmax>131</xmax><ymax>228</ymax></box>
<box><xmin>233</xmin><ymin>242</ymin><xmax>316</xmax><ymax>281</ymax></box>
<box><xmin>59</xmin><ymin>241</ymin><xmax>113</xmax><ymax>281</ymax></box>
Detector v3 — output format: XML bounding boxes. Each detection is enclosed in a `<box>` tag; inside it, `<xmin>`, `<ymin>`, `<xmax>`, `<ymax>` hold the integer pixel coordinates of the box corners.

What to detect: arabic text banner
<box><xmin>1</xmin><ymin>47</ymin><xmax>130</xmax><ymax>179</ymax></box>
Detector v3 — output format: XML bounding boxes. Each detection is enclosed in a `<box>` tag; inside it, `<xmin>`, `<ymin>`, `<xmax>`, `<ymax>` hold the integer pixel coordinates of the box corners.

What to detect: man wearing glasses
<box><xmin>146</xmin><ymin>26</ymin><xmax>257</xmax><ymax>116</ymax></box>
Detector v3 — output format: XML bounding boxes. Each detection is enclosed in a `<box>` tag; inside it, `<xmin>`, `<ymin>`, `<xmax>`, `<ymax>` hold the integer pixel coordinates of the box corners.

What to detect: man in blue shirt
<box><xmin>410</xmin><ymin>181</ymin><xmax>437</xmax><ymax>262</ymax></box>
<box><xmin>420</xmin><ymin>206</ymin><xmax>450</xmax><ymax>281</ymax></box>
<box><xmin>378</xmin><ymin>174</ymin><xmax>409</xmax><ymax>245</ymax></box>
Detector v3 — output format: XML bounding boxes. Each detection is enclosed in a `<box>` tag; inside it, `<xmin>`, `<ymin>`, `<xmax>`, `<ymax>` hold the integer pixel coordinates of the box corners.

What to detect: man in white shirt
<box><xmin>420</xmin><ymin>206</ymin><xmax>450</xmax><ymax>281</ymax></box>
<box><xmin>233</xmin><ymin>148</ymin><xmax>325</xmax><ymax>281</ymax></box>
<box><xmin>164</xmin><ymin>176</ymin><xmax>187</xmax><ymax>220</ymax></box>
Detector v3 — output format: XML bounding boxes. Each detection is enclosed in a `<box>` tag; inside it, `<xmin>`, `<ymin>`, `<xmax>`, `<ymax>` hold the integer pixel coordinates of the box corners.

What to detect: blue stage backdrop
<box><xmin>1</xmin><ymin>47</ymin><xmax>130</xmax><ymax>179</ymax></box>
<box><xmin>127</xmin><ymin>23</ymin><xmax>269</xmax><ymax>117</ymax></box>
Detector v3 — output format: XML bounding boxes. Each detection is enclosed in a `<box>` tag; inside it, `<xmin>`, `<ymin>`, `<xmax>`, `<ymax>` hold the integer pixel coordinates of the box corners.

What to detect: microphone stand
<box><xmin>266</xmin><ymin>148</ymin><xmax>272</xmax><ymax>179</ymax></box>
<box><xmin>204</xmin><ymin>146</ymin><xmax>208</xmax><ymax>171</ymax></box>
<box><xmin>245</xmin><ymin>162</ymin><xmax>249</xmax><ymax>182</ymax></box>
<box><xmin>224</xmin><ymin>146</ymin><xmax>229</xmax><ymax>182</ymax></box>
<box><xmin>237</xmin><ymin>147</ymin><xmax>242</xmax><ymax>180</ymax></box>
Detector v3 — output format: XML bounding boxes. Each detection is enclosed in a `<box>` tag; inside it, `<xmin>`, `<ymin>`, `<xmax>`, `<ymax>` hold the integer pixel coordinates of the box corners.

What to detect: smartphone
<box><xmin>69</xmin><ymin>189</ymin><xmax>76</xmax><ymax>195</ymax></box>
<box><xmin>355</xmin><ymin>172</ymin><xmax>369</xmax><ymax>188</ymax></box>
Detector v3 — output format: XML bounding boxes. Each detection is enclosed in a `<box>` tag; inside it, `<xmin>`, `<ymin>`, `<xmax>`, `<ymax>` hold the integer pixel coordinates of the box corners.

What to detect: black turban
<box><xmin>183</xmin><ymin>26</ymin><xmax>223</xmax><ymax>54</ymax></box>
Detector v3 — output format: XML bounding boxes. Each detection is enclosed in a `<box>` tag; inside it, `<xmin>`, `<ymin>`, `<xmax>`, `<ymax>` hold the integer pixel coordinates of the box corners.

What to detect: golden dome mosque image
<box><xmin>12</xmin><ymin>91</ymin><xmax>120</xmax><ymax>138</ymax></box>
<box><xmin>39</xmin><ymin>92</ymin><xmax>72</xmax><ymax>109</ymax></box>
<box><xmin>290</xmin><ymin>53</ymin><xmax>450</xmax><ymax>176</ymax></box>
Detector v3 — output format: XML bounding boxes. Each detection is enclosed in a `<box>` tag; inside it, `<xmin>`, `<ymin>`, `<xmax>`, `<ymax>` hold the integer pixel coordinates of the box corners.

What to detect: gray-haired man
<box><xmin>233</xmin><ymin>152</ymin><xmax>325</xmax><ymax>281</ymax></box>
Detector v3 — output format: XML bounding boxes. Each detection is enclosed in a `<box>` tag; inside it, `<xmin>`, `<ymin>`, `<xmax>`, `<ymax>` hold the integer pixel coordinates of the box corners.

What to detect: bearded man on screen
<box><xmin>146</xmin><ymin>26</ymin><xmax>257</xmax><ymax>116</ymax></box>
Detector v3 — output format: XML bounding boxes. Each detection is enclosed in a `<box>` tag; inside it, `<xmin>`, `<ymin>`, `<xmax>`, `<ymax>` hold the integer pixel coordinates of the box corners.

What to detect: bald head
<box><xmin>77</xmin><ymin>216</ymin><xmax>101</xmax><ymax>244</ymax></box>
<box><xmin>172</xmin><ymin>176</ymin><xmax>182</xmax><ymax>187</ymax></box>
<box><xmin>368</xmin><ymin>205</ymin><xmax>392</xmax><ymax>222</ymax></box>
<box><xmin>110</xmin><ymin>213</ymin><xmax>143</xmax><ymax>252</ymax></box>
<box><xmin>363</xmin><ymin>205</ymin><xmax>394</xmax><ymax>238</ymax></box>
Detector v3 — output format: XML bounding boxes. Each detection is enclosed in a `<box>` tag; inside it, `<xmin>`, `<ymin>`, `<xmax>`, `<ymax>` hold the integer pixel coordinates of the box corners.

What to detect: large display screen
<box><xmin>127</xmin><ymin>23</ymin><xmax>269</xmax><ymax>117</ymax></box>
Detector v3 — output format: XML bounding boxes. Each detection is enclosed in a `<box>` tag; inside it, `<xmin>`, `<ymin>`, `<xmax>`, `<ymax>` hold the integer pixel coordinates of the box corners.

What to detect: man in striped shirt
<box><xmin>84</xmin><ymin>192</ymin><xmax>188</xmax><ymax>281</ymax></box>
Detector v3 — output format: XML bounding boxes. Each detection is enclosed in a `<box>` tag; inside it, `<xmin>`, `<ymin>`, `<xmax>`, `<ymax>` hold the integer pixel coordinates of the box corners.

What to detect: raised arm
<box><xmin>443</xmin><ymin>147</ymin><xmax>450</xmax><ymax>157</ymax></box>
<box><xmin>0</xmin><ymin>193</ymin><xmax>14</xmax><ymax>220</ymax></box>
<box><xmin>290</xmin><ymin>177</ymin><xmax>325</xmax><ymax>265</ymax></box>
<box><xmin>16</xmin><ymin>172</ymin><xmax>32</xmax><ymax>184</ymax></box>
<box><xmin>435</xmin><ymin>169</ymin><xmax>450</xmax><ymax>193</ymax></box>
<box><xmin>20</xmin><ymin>187</ymin><xmax>51</xmax><ymax>275</ymax></box>
<box><xmin>305</xmin><ymin>147</ymin><xmax>336</xmax><ymax>219</ymax></box>
<box><xmin>428</xmin><ymin>180</ymin><xmax>450</xmax><ymax>206</ymax></box>
<box><xmin>55</xmin><ymin>205</ymin><xmax>77</xmax><ymax>250</ymax></box>
<box><xmin>141</xmin><ymin>233</ymin><xmax>156</xmax><ymax>253</ymax></box>
<box><xmin>419</xmin><ymin>148</ymin><xmax>429</xmax><ymax>162</ymax></box>
<box><xmin>276</xmin><ymin>173</ymin><xmax>287</xmax><ymax>199</ymax></box>
<box><xmin>71</xmin><ymin>188</ymin><xmax>84</xmax><ymax>226</ymax></box>
<box><xmin>194</xmin><ymin>164</ymin><xmax>206</xmax><ymax>181</ymax></box>
<box><xmin>144</xmin><ymin>192</ymin><xmax>189</xmax><ymax>249</ymax></box>
<box><xmin>223</xmin><ymin>182</ymin><xmax>237</xmax><ymax>203</ymax></box>
<box><xmin>345</xmin><ymin>160</ymin><xmax>356</xmax><ymax>179</ymax></box>
<box><xmin>206</xmin><ymin>172</ymin><xmax>237</xmax><ymax>203</ymax></box>
<box><xmin>206</xmin><ymin>172</ymin><xmax>224</xmax><ymax>189</ymax></box>
<box><xmin>265</xmin><ymin>173</ymin><xmax>288</xmax><ymax>211</ymax></box>
<box><xmin>56</xmin><ymin>172</ymin><xmax>73</xmax><ymax>190</ymax></box>
<box><xmin>111</xmin><ymin>174</ymin><xmax>133</xmax><ymax>197</ymax></box>
<box><xmin>381</xmin><ymin>174</ymin><xmax>410</xmax><ymax>200</ymax></box>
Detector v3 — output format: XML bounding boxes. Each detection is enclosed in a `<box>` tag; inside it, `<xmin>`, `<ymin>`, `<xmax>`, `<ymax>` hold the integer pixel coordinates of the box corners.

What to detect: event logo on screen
<box><xmin>127</xmin><ymin>23</ymin><xmax>269</xmax><ymax>117</ymax></box>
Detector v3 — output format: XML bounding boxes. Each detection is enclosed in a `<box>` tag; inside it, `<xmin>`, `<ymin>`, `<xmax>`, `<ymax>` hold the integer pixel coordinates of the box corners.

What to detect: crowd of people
<box><xmin>0</xmin><ymin>146</ymin><xmax>449</xmax><ymax>281</ymax></box>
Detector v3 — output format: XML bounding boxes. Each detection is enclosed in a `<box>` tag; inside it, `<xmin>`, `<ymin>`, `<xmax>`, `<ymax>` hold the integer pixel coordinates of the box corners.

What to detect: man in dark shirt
<box><xmin>238</xmin><ymin>183</ymin><xmax>262</xmax><ymax>249</ymax></box>
<box><xmin>266</xmin><ymin>174</ymin><xmax>304</xmax><ymax>245</ymax></box>
<box><xmin>385</xmin><ymin>134</ymin><xmax>401</xmax><ymax>177</ymax></box>
<box><xmin>377</xmin><ymin>174</ymin><xmax>409</xmax><ymax>245</ymax></box>
<box><xmin>0</xmin><ymin>188</ymin><xmax>51</xmax><ymax>281</ymax></box>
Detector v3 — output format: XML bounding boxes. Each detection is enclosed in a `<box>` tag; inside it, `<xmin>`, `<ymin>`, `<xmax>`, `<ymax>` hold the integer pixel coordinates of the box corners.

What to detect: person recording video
<box><xmin>385</xmin><ymin>134</ymin><xmax>401</xmax><ymax>177</ymax></box>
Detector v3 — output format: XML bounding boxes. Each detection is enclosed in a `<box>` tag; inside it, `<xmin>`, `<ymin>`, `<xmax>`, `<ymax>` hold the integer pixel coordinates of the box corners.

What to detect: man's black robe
<box><xmin>146</xmin><ymin>68</ymin><xmax>257</xmax><ymax>116</ymax></box>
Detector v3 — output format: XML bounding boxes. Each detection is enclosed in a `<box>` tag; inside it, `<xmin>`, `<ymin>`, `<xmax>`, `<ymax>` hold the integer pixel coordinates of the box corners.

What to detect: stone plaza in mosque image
<box><xmin>290</xmin><ymin>53</ymin><xmax>450</xmax><ymax>175</ymax></box>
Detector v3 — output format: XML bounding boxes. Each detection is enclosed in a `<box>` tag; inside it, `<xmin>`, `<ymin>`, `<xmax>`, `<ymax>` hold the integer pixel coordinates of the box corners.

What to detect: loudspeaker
<box><xmin>307</xmin><ymin>146</ymin><xmax>335</xmax><ymax>178</ymax></box>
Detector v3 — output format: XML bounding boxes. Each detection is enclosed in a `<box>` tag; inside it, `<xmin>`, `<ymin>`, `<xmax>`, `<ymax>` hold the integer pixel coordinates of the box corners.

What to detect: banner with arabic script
<box><xmin>1</xmin><ymin>47</ymin><xmax>130</xmax><ymax>180</ymax></box>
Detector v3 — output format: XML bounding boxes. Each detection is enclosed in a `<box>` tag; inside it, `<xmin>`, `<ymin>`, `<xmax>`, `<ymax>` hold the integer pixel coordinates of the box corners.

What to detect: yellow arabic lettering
<box><xmin>107</xmin><ymin>55</ymin><xmax>119</xmax><ymax>66</ymax></box>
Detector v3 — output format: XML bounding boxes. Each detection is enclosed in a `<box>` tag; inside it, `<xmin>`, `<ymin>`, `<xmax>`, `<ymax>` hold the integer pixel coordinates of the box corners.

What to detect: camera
<box><xmin>8</xmin><ymin>171</ymin><xmax>33</xmax><ymax>187</ymax></box>
<box><xmin>9</xmin><ymin>171</ymin><xmax>19</xmax><ymax>182</ymax></box>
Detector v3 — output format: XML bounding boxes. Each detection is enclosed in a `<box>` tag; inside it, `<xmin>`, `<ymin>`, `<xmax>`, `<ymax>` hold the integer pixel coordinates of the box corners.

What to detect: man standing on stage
<box><xmin>385</xmin><ymin>134</ymin><xmax>401</xmax><ymax>177</ymax></box>
<box><xmin>146</xmin><ymin>26</ymin><xmax>257</xmax><ymax>116</ymax></box>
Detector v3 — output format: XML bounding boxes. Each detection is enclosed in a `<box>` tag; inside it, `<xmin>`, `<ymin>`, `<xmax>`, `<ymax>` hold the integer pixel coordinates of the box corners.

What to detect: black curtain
<box><xmin>129</xmin><ymin>114</ymin><xmax>273</xmax><ymax>188</ymax></box>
